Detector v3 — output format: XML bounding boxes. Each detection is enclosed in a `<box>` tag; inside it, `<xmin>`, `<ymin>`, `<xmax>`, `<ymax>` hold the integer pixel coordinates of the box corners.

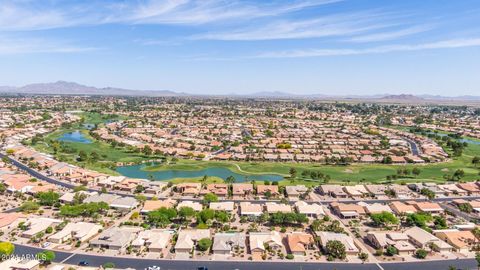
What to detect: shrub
<box><xmin>415</xmin><ymin>249</ymin><xmax>428</xmax><ymax>259</ymax></box>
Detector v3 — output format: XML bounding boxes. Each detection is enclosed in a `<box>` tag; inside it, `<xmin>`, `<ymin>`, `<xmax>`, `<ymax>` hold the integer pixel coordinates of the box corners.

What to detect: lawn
<box><xmin>31</xmin><ymin>128</ymin><xmax>155</xmax><ymax>175</ymax></box>
<box><xmin>143</xmin><ymin>136</ymin><xmax>480</xmax><ymax>185</ymax></box>
<box><xmin>29</xmin><ymin>121</ymin><xmax>480</xmax><ymax>186</ymax></box>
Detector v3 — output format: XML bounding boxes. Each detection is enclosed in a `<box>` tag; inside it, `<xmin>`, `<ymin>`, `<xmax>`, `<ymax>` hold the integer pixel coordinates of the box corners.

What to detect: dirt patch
<box><xmin>344</xmin><ymin>169</ymin><xmax>354</xmax><ymax>173</ymax></box>
<box><xmin>441</xmin><ymin>168</ymin><xmax>449</xmax><ymax>172</ymax></box>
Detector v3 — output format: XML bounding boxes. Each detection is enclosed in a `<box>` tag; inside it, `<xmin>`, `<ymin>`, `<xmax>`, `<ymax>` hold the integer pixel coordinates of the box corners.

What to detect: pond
<box><xmin>425</xmin><ymin>131</ymin><xmax>480</xmax><ymax>145</ymax></box>
<box><xmin>57</xmin><ymin>130</ymin><xmax>92</xmax><ymax>144</ymax></box>
<box><xmin>116</xmin><ymin>164</ymin><xmax>284</xmax><ymax>183</ymax></box>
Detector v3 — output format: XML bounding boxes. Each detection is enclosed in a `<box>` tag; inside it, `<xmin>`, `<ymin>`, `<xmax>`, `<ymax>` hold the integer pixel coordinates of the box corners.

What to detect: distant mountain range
<box><xmin>0</xmin><ymin>81</ymin><xmax>182</xmax><ymax>97</ymax></box>
<box><xmin>1</xmin><ymin>81</ymin><xmax>479</xmax><ymax>101</ymax></box>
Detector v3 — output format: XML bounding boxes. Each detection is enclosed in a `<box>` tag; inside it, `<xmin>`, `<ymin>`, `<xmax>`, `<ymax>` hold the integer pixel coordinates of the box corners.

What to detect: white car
<box><xmin>42</xmin><ymin>242</ymin><xmax>51</xmax><ymax>248</ymax></box>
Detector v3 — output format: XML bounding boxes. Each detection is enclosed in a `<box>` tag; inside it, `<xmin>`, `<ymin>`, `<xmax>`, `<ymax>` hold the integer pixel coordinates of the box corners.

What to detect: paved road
<box><xmin>402</xmin><ymin>137</ymin><xmax>421</xmax><ymax>156</ymax></box>
<box><xmin>13</xmin><ymin>243</ymin><xmax>478</xmax><ymax>270</ymax></box>
<box><xmin>441</xmin><ymin>202</ymin><xmax>480</xmax><ymax>223</ymax></box>
<box><xmin>13</xmin><ymin>243</ymin><xmax>378</xmax><ymax>270</ymax></box>
<box><xmin>383</xmin><ymin>259</ymin><xmax>477</xmax><ymax>270</ymax></box>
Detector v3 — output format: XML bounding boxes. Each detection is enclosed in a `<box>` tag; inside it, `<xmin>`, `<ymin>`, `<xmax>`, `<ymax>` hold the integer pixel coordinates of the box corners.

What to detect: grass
<box><xmin>167</xmin><ymin>176</ymin><xmax>225</xmax><ymax>184</ymax></box>
<box><xmin>29</xmin><ymin>117</ymin><xmax>480</xmax><ymax>185</ymax></box>
<box><xmin>31</xmin><ymin>129</ymin><xmax>155</xmax><ymax>175</ymax></box>
<box><xmin>143</xmin><ymin>136</ymin><xmax>480</xmax><ymax>185</ymax></box>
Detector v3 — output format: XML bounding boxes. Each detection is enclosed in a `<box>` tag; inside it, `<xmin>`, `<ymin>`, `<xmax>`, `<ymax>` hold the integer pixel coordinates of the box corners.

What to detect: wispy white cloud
<box><xmin>256</xmin><ymin>38</ymin><xmax>480</xmax><ymax>58</ymax></box>
<box><xmin>348</xmin><ymin>25</ymin><xmax>434</xmax><ymax>43</ymax></box>
<box><xmin>192</xmin><ymin>10</ymin><xmax>401</xmax><ymax>41</ymax></box>
<box><xmin>126</xmin><ymin>0</ymin><xmax>342</xmax><ymax>25</ymax></box>
<box><xmin>0</xmin><ymin>0</ymin><xmax>341</xmax><ymax>31</ymax></box>
<box><xmin>0</xmin><ymin>36</ymin><xmax>99</xmax><ymax>55</ymax></box>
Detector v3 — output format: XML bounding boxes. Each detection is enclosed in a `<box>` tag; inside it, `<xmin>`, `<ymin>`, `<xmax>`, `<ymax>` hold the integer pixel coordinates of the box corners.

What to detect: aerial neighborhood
<box><xmin>0</xmin><ymin>96</ymin><xmax>479</xmax><ymax>270</ymax></box>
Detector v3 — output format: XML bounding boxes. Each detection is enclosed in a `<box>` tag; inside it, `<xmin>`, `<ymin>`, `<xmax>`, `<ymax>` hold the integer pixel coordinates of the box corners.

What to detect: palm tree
<box><xmin>225</xmin><ymin>175</ymin><xmax>236</xmax><ymax>184</ymax></box>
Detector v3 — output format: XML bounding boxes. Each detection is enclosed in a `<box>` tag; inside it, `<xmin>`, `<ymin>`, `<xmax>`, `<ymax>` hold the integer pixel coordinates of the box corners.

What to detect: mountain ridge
<box><xmin>1</xmin><ymin>81</ymin><xmax>479</xmax><ymax>100</ymax></box>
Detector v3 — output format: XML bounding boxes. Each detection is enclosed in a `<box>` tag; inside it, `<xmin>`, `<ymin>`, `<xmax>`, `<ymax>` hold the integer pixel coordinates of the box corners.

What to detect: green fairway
<box><xmin>31</xmin><ymin>128</ymin><xmax>156</xmax><ymax>175</ymax></box>
<box><xmin>29</xmin><ymin>120</ymin><xmax>480</xmax><ymax>186</ymax></box>
<box><xmin>142</xmin><ymin>135</ymin><xmax>480</xmax><ymax>186</ymax></box>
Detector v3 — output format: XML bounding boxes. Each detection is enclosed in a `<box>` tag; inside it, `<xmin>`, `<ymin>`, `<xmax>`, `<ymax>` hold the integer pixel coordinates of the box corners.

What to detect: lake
<box><xmin>116</xmin><ymin>164</ymin><xmax>284</xmax><ymax>183</ymax></box>
<box><xmin>57</xmin><ymin>130</ymin><xmax>92</xmax><ymax>144</ymax></box>
<box><xmin>425</xmin><ymin>131</ymin><xmax>480</xmax><ymax>145</ymax></box>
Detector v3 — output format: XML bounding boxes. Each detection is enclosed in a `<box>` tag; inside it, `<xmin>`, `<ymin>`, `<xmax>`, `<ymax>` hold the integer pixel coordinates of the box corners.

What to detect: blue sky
<box><xmin>1</xmin><ymin>0</ymin><xmax>480</xmax><ymax>95</ymax></box>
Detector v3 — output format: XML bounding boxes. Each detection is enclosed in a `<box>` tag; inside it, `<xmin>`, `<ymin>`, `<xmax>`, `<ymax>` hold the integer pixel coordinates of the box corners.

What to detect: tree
<box><xmin>78</xmin><ymin>150</ymin><xmax>88</xmax><ymax>162</ymax></box>
<box><xmin>434</xmin><ymin>215</ymin><xmax>447</xmax><ymax>229</ymax></box>
<box><xmin>225</xmin><ymin>175</ymin><xmax>236</xmax><ymax>184</ymax></box>
<box><xmin>19</xmin><ymin>201</ymin><xmax>40</xmax><ymax>213</ymax></box>
<box><xmin>415</xmin><ymin>249</ymin><xmax>427</xmax><ymax>259</ymax></box>
<box><xmin>37</xmin><ymin>250</ymin><xmax>55</xmax><ymax>264</ymax></box>
<box><xmin>386</xmin><ymin>245</ymin><xmax>398</xmax><ymax>256</ymax></box>
<box><xmin>73</xmin><ymin>192</ymin><xmax>87</xmax><ymax>205</ymax></box>
<box><xmin>202</xmin><ymin>193</ymin><xmax>218</xmax><ymax>204</ymax></box>
<box><xmin>178</xmin><ymin>206</ymin><xmax>196</xmax><ymax>222</ymax></box>
<box><xmin>358</xmin><ymin>252</ymin><xmax>368</xmax><ymax>263</ymax></box>
<box><xmin>59</xmin><ymin>202</ymin><xmax>109</xmax><ymax>217</ymax></box>
<box><xmin>215</xmin><ymin>210</ymin><xmax>230</xmax><ymax>223</ymax></box>
<box><xmin>0</xmin><ymin>183</ymin><xmax>6</xmax><ymax>194</ymax></box>
<box><xmin>406</xmin><ymin>213</ymin><xmax>432</xmax><ymax>228</ymax></box>
<box><xmin>0</xmin><ymin>242</ymin><xmax>15</xmax><ymax>258</ymax></box>
<box><xmin>198</xmin><ymin>209</ymin><xmax>215</xmax><ymax>224</ymax></box>
<box><xmin>420</xmin><ymin>188</ymin><xmax>435</xmax><ymax>200</ymax></box>
<box><xmin>370</xmin><ymin>211</ymin><xmax>399</xmax><ymax>227</ymax></box>
<box><xmin>147</xmin><ymin>207</ymin><xmax>177</xmax><ymax>228</ymax></box>
<box><xmin>197</xmin><ymin>238</ymin><xmax>212</xmax><ymax>251</ymax></box>
<box><xmin>453</xmin><ymin>169</ymin><xmax>465</xmax><ymax>180</ymax></box>
<box><xmin>325</xmin><ymin>240</ymin><xmax>346</xmax><ymax>260</ymax></box>
<box><xmin>90</xmin><ymin>151</ymin><xmax>100</xmax><ymax>162</ymax></box>
<box><xmin>412</xmin><ymin>167</ymin><xmax>421</xmax><ymax>177</ymax></box>
<box><xmin>37</xmin><ymin>191</ymin><xmax>60</xmax><ymax>206</ymax></box>
<box><xmin>143</xmin><ymin>145</ymin><xmax>153</xmax><ymax>156</ymax></box>
<box><xmin>289</xmin><ymin>167</ymin><xmax>297</xmax><ymax>178</ymax></box>
<box><xmin>473</xmin><ymin>156</ymin><xmax>480</xmax><ymax>167</ymax></box>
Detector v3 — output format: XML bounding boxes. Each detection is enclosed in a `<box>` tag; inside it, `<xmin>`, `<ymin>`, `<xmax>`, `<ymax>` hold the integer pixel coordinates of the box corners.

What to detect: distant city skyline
<box><xmin>1</xmin><ymin>0</ymin><xmax>479</xmax><ymax>95</ymax></box>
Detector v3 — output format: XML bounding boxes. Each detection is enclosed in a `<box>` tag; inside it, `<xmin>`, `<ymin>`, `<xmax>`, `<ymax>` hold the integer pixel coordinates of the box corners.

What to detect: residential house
<box><xmin>239</xmin><ymin>202</ymin><xmax>263</xmax><ymax>217</ymax></box>
<box><xmin>248</xmin><ymin>231</ymin><xmax>284</xmax><ymax>258</ymax></box>
<box><xmin>175</xmin><ymin>229</ymin><xmax>211</xmax><ymax>254</ymax></box>
<box><xmin>434</xmin><ymin>230</ymin><xmax>476</xmax><ymax>253</ymax></box>
<box><xmin>232</xmin><ymin>184</ymin><xmax>254</xmax><ymax>198</ymax></box>
<box><xmin>366</xmin><ymin>232</ymin><xmax>416</xmax><ymax>255</ymax></box>
<box><xmin>286</xmin><ymin>232</ymin><xmax>315</xmax><ymax>256</ymax></box>
<box><xmin>90</xmin><ymin>227</ymin><xmax>141</xmax><ymax>251</ymax></box>
<box><xmin>388</xmin><ymin>201</ymin><xmax>417</xmax><ymax>215</ymax></box>
<box><xmin>176</xmin><ymin>183</ymin><xmax>202</xmax><ymax>196</ymax></box>
<box><xmin>315</xmin><ymin>231</ymin><xmax>359</xmax><ymax>255</ymax></box>
<box><xmin>294</xmin><ymin>201</ymin><xmax>324</xmax><ymax>218</ymax></box>
<box><xmin>330</xmin><ymin>202</ymin><xmax>366</xmax><ymax>219</ymax></box>
<box><xmin>141</xmin><ymin>199</ymin><xmax>176</xmax><ymax>214</ymax></box>
<box><xmin>318</xmin><ymin>185</ymin><xmax>348</xmax><ymax>198</ymax></box>
<box><xmin>404</xmin><ymin>226</ymin><xmax>453</xmax><ymax>252</ymax></box>
<box><xmin>48</xmin><ymin>222</ymin><xmax>102</xmax><ymax>244</ymax></box>
<box><xmin>21</xmin><ymin>217</ymin><xmax>62</xmax><ymax>238</ymax></box>
<box><xmin>176</xmin><ymin>200</ymin><xmax>203</xmax><ymax>212</ymax></box>
<box><xmin>209</xmin><ymin>201</ymin><xmax>235</xmax><ymax>212</ymax></box>
<box><xmin>265</xmin><ymin>202</ymin><xmax>292</xmax><ymax>213</ymax></box>
<box><xmin>212</xmin><ymin>232</ymin><xmax>246</xmax><ymax>255</ymax></box>
<box><xmin>256</xmin><ymin>185</ymin><xmax>279</xmax><ymax>197</ymax></box>
<box><xmin>131</xmin><ymin>229</ymin><xmax>173</xmax><ymax>254</ymax></box>
<box><xmin>285</xmin><ymin>185</ymin><xmax>309</xmax><ymax>199</ymax></box>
